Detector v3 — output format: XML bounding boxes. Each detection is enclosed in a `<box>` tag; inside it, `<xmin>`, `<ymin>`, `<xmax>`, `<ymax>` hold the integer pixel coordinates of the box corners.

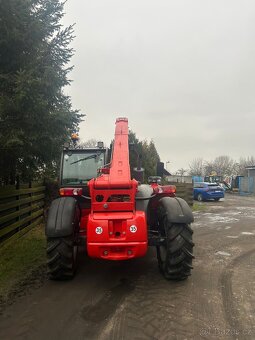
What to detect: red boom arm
<box><xmin>94</xmin><ymin>117</ymin><xmax>133</xmax><ymax>189</ymax></box>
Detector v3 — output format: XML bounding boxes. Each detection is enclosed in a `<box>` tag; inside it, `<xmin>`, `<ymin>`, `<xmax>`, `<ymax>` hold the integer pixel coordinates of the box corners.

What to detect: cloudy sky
<box><xmin>62</xmin><ymin>0</ymin><xmax>255</xmax><ymax>173</ymax></box>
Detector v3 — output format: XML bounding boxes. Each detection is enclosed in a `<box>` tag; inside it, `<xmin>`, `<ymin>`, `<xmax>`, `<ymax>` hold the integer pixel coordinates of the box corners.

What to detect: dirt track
<box><xmin>0</xmin><ymin>194</ymin><xmax>254</xmax><ymax>339</ymax></box>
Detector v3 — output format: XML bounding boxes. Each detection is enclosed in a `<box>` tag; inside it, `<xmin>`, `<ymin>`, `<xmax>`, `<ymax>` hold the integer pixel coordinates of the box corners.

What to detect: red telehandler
<box><xmin>46</xmin><ymin>118</ymin><xmax>194</xmax><ymax>280</ymax></box>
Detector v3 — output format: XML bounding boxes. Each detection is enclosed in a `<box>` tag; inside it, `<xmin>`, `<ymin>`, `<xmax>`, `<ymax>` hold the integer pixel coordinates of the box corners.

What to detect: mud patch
<box><xmin>219</xmin><ymin>248</ymin><xmax>255</xmax><ymax>337</ymax></box>
<box><xmin>81</xmin><ymin>278</ymin><xmax>134</xmax><ymax>323</ymax></box>
<box><xmin>0</xmin><ymin>264</ymin><xmax>47</xmax><ymax>315</ymax></box>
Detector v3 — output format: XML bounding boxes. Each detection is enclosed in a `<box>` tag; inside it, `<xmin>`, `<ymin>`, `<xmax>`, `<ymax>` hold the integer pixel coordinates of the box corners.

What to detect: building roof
<box><xmin>163</xmin><ymin>168</ymin><xmax>171</xmax><ymax>176</ymax></box>
<box><xmin>245</xmin><ymin>165</ymin><xmax>255</xmax><ymax>170</ymax></box>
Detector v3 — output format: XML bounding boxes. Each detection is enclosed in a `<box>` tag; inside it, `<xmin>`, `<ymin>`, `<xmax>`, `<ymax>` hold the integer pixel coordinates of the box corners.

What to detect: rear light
<box><xmin>100</xmin><ymin>168</ymin><xmax>110</xmax><ymax>174</ymax></box>
<box><xmin>153</xmin><ymin>185</ymin><xmax>176</xmax><ymax>194</ymax></box>
<box><xmin>59</xmin><ymin>188</ymin><xmax>83</xmax><ymax>196</ymax></box>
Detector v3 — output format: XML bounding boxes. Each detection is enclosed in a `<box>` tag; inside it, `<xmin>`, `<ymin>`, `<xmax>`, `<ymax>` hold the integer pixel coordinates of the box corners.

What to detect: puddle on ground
<box><xmin>81</xmin><ymin>278</ymin><xmax>134</xmax><ymax>323</ymax></box>
<box><xmin>228</xmin><ymin>211</ymin><xmax>242</xmax><ymax>216</ymax></box>
<box><xmin>216</xmin><ymin>251</ymin><xmax>231</xmax><ymax>256</ymax></box>
<box><xmin>235</xmin><ymin>207</ymin><xmax>255</xmax><ymax>218</ymax></box>
<box><xmin>208</xmin><ymin>206</ymin><xmax>225</xmax><ymax>209</ymax></box>
<box><xmin>209</xmin><ymin>215</ymin><xmax>239</xmax><ymax>224</ymax></box>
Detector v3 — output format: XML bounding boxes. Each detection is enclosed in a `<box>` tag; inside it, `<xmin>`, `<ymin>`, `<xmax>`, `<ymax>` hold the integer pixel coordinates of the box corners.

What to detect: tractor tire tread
<box><xmin>47</xmin><ymin>236</ymin><xmax>76</xmax><ymax>280</ymax></box>
<box><xmin>46</xmin><ymin>239</ymin><xmax>61</xmax><ymax>253</ymax></box>
<box><xmin>158</xmin><ymin>223</ymin><xmax>194</xmax><ymax>281</ymax></box>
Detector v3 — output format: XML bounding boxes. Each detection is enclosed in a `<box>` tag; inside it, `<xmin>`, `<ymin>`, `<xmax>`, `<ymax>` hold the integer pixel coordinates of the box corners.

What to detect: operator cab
<box><xmin>60</xmin><ymin>142</ymin><xmax>109</xmax><ymax>188</ymax></box>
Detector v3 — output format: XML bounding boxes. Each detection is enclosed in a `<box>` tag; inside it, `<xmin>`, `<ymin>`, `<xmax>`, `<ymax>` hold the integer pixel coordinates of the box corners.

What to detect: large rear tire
<box><xmin>46</xmin><ymin>197</ymin><xmax>80</xmax><ymax>280</ymax></box>
<box><xmin>157</xmin><ymin>218</ymin><xmax>194</xmax><ymax>280</ymax></box>
<box><xmin>47</xmin><ymin>235</ymin><xmax>78</xmax><ymax>280</ymax></box>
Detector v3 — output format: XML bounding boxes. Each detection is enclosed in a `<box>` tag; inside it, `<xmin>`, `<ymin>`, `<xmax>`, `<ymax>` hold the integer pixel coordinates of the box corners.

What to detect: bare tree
<box><xmin>176</xmin><ymin>168</ymin><xmax>188</xmax><ymax>176</ymax></box>
<box><xmin>236</xmin><ymin>156</ymin><xmax>255</xmax><ymax>175</ymax></box>
<box><xmin>212</xmin><ymin>155</ymin><xmax>235</xmax><ymax>176</ymax></box>
<box><xmin>188</xmin><ymin>158</ymin><xmax>204</xmax><ymax>176</ymax></box>
<box><xmin>203</xmin><ymin>156</ymin><xmax>238</xmax><ymax>177</ymax></box>
<box><xmin>188</xmin><ymin>155</ymin><xmax>255</xmax><ymax>178</ymax></box>
<box><xmin>78</xmin><ymin>138</ymin><xmax>99</xmax><ymax>148</ymax></box>
<box><xmin>203</xmin><ymin>161</ymin><xmax>214</xmax><ymax>176</ymax></box>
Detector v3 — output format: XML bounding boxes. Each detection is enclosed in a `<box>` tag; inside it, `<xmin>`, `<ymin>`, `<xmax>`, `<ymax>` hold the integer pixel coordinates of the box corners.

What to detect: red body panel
<box><xmin>87</xmin><ymin>211</ymin><xmax>147</xmax><ymax>259</ymax></box>
<box><xmin>87</xmin><ymin>118</ymin><xmax>148</xmax><ymax>260</ymax></box>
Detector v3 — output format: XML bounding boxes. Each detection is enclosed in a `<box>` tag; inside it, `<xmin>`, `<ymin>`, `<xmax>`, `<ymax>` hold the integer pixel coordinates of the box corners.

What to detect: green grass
<box><xmin>192</xmin><ymin>202</ymin><xmax>207</xmax><ymax>212</ymax></box>
<box><xmin>0</xmin><ymin>225</ymin><xmax>46</xmax><ymax>299</ymax></box>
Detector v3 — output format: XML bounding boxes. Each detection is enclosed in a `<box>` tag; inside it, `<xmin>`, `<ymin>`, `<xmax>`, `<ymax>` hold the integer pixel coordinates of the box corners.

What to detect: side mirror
<box><xmin>97</xmin><ymin>141</ymin><xmax>104</xmax><ymax>148</ymax></box>
<box><xmin>133</xmin><ymin>168</ymin><xmax>144</xmax><ymax>183</ymax></box>
<box><xmin>129</xmin><ymin>143</ymin><xmax>144</xmax><ymax>182</ymax></box>
<box><xmin>129</xmin><ymin>143</ymin><xmax>135</xmax><ymax>151</ymax></box>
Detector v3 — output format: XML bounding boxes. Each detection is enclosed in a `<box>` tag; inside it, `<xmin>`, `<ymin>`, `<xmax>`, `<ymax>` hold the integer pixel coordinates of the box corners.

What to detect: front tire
<box><xmin>157</xmin><ymin>219</ymin><xmax>194</xmax><ymax>280</ymax></box>
<box><xmin>47</xmin><ymin>235</ymin><xmax>78</xmax><ymax>280</ymax></box>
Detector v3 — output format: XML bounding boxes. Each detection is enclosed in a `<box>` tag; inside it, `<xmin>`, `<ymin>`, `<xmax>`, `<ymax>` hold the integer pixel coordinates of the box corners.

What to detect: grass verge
<box><xmin>0</xmin><ymin>224</ymin><xmax>46</xmax><ymax>303</ymax></box>
<box><xmin>192</xmin><ymin>202</ymin><xmax>207</xmax><ymax>212</ymax></box>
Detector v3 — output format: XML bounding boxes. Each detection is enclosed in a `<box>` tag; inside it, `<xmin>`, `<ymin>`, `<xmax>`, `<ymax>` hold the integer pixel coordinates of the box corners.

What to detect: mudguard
<box><xmin>45</xmin><ymin>197</ymin><xmax>80</xmax><ymax>237</ymax></box>
<box><xmin>158</xmin><ymin>196</ymin><xmax>194</xmax><ymax>224</ymax></box>
<box><xmin>135</xmin><ymin>184</ymin><xmax>153</xmax><ymax>216</ymax></box>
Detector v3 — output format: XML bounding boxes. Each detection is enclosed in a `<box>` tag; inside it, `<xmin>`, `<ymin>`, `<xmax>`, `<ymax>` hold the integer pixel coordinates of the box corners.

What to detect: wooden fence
<box><xmin>0</xmin><ymin>183</ymin><xmax>45</xmax><ymax>245</ymax></box>
<box><xmin>167</xmin><ymin>182</ymin><xmax>193</xmax><ymax>206</ymax></box>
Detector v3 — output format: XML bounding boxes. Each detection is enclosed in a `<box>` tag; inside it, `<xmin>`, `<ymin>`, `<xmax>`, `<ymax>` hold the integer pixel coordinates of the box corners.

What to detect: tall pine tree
<box><xmin>0</xmin><ymin>0</ymin><xmax>83</xmax><ymax>184</ymax></box>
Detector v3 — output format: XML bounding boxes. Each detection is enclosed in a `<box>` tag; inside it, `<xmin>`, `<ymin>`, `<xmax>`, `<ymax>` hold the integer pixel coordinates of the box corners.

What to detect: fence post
<box><xmin>29</xmin><ymin>181</ymin><xmax>32</xmax><ymax>227</ymax></box>
<box><xmin>0</xmin><ymin>183</ymin><xmax>45</xmax><ymax>245</ymax></box>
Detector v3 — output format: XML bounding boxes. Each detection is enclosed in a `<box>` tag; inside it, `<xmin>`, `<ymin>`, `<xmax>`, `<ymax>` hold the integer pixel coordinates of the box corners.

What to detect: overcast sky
<box><xmin>62</xmin><ymin>0</ymin><xmax>255</xmax><ymax>173</ymax></box>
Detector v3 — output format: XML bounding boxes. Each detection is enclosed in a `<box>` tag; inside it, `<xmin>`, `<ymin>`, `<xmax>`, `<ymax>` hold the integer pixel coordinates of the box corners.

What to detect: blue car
<box><xmin>193</xmin><ymin>182</ymin><xmax>224</xmax><ymax>202</ymax></box>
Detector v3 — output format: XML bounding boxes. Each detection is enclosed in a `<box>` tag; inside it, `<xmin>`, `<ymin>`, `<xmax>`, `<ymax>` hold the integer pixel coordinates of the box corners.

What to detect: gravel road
<box><xmin>0</xmin><ymin>194</ymin><xmax>254</xmax><ymax>340</ymax></box>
